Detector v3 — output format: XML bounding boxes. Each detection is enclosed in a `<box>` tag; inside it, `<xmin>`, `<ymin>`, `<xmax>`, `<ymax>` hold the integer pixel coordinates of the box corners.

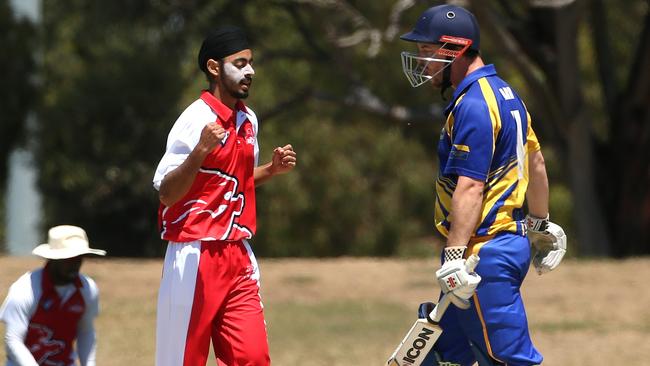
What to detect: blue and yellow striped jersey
<box><xmin>435</xmin><ymin>64</ymin><xmax>540</xmax><ymax>240</ymax></box>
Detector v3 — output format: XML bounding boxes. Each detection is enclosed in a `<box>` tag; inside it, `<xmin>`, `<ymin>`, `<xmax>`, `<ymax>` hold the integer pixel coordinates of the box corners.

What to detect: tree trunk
<box><xmin>613</xmin><ymin>7</ymin><xmax>650</xmax><ymax>255</ymax></box>
<box><xmin>472</xmin><ymin>0</ymin><xmax>612</xmax><ymax>255</ymax></box>
<box><xmin>529</xmin><ymin>0</ymin><xmax>611</xmax><ymax>256</ymax></box>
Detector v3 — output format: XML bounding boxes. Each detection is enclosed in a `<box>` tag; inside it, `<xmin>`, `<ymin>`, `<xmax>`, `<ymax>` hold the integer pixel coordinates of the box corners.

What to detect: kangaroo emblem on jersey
<box><xmin>27</xmin><ymin>324</ymin><xmax>66</xmax><ymax>366</ymax></box>
<box><xmin>167</xmin><ymin>168</ymin><xmax>253</xmax><ymax>240</ymax></box>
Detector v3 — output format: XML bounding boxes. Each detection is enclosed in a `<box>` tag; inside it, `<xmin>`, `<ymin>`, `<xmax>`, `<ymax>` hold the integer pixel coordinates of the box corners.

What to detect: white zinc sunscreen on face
<box><xmin>223</xmin><ymin>62</ymin><xmax>254</xmax><ymax>84</ymax></box>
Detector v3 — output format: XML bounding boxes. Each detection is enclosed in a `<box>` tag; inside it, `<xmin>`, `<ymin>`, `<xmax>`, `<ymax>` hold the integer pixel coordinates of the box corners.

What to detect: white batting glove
<box><xmin>436</xmin><ymin>247</ymin><xmax>481</xmax><ymax>306</ymax></box>
<box><xmin>526</xmin><ymin>214</ymin><xmax>567</xmax><ymax>275</ymax></box>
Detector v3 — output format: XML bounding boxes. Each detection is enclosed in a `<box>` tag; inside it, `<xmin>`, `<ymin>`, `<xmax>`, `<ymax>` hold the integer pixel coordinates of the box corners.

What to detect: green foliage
<box><xmin>0</xmin><ymin>0</ymin><xmax>36</xmax><ymax>252</ymax></box>
<box><xmin>31</xmin><ymin>0</ymin><xmax>441</xmax><ymax>257</ymax></box>
<box><xmin>19</xmin><ymin>0</ymin><xmax>647</xmax><ymax>257</ymax></box>
<box><xmin>0</xmin><ymin>0</ymin><xmax>35</xmax><ymax>186</ymax></box>
<box><xmin>37</xmin><ymin>1</ymin><xmax>191</xmax><ymax>256</ymax></box>
<box><xmin>254</xmin><ymin>108</ymin><xmax>434</xmax><ymax>257</ymax></box>
<box><xmin>604</xmin><ymin>0</ymin><xmax>648</xmax><ymax>90</ymax></box>
<box><xmin>240</xmin><ymin>2</ymin><xmax>440</xmax><ymax>256</ymax></box>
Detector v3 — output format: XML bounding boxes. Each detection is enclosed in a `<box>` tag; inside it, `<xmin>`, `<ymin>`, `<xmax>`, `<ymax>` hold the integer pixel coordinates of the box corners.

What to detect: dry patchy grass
<box><xmin>1</xmin><ymin>256</ymin><xmax>649</xmax><ymax>365</ymax></box>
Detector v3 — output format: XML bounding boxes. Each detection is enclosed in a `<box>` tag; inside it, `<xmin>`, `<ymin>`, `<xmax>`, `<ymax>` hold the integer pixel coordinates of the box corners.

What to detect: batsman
<box><xmin>398</xmin><ymin>4</ymin><xmax>567</xmax><ymax>366</ymax></box>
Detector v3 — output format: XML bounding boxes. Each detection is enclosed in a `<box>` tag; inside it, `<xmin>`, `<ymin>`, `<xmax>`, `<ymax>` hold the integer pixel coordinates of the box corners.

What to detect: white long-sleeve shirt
<box><xmin>0</xmin><ymin>269</ymin><xmax>99</xmax><ymax>366</ymax></box>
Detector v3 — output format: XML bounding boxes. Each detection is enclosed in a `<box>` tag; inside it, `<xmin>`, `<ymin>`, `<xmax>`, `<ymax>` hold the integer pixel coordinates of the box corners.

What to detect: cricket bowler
<box><xmin>152</xmin><ymin>26</ymin><xmax>297</xmax><ymax>366</ymax></box>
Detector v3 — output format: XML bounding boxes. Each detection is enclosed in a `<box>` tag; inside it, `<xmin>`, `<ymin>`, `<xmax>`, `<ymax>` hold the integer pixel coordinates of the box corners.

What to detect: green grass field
<box><xmin>1</xmin><ymin>256</ymin><xmax>649</xmax><ymax>365</ymax></box>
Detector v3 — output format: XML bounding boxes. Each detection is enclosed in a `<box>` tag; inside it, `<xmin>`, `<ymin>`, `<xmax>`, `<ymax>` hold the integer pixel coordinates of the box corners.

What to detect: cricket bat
<box><xmin>386</xmin><ymin>254</ymin><xmax>480</xmax><ymax>366</ymax></box>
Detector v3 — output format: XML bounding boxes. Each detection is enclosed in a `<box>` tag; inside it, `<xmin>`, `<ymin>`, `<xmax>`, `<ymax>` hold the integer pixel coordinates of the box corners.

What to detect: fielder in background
<box><xmin>400</xmin><ymin>4</ymin><xmax>567</xmax><ymax>366</ymax></box>
<box><xmin>152</xmin><ymin>26</ymin><xmax>296</xmax><ymax>366</ymax></box>
<box><xmin>0</xmin><ymin>225</ymin><xmax>106</xmax><ymax>366</ymax></box>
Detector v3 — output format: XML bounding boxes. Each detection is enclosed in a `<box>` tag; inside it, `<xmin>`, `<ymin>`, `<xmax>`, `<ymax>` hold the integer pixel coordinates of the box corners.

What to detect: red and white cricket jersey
<box><xmin>25</xmin><ymin>269</ymin><xmax>85</xmax><ymax>365</ymax></box>
<box><xmin>0</xmin><ymin>268</ymin><xmax>99</xmax><ymax>366</ymax></box>
<box><xmin>154</xmin><ymin>90</ymin><xmax>260</xmax><ymax>242</ymax></box>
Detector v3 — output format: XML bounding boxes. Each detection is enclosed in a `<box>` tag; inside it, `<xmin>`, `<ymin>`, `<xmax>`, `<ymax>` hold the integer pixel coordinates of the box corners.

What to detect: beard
<box><xmin>230</xmin><ymin>90</ymin><xmax>249</xmax><ymax>99</ymax></box>
<box><xmin>226</xmin><ymin>76</ymin><xmax>252</xmax><ymax>99</ymax></box>
<box><xmin>430</xmin><ymin>77</ymin><xmax>443</xmax><ymax>89</ymax></box>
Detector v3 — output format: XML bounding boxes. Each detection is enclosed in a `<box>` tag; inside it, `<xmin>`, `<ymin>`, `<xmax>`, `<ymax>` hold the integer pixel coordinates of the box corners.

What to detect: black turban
<box><xmin>198</xmin><ymin>26</ymin><xmax>250</xmax><ymax>73</ymax></box>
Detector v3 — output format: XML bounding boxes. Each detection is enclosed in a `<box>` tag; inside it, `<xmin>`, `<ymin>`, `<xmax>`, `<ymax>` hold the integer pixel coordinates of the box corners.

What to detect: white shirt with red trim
<box><xmin>153</xmin><ymin>92</ymin><xmax>261</xmax><ymax>243</ymax></box>
<box><xmin>152</xmin><ymin>98</ymin><xmax>260</xmax><ymax>191</ymax></box>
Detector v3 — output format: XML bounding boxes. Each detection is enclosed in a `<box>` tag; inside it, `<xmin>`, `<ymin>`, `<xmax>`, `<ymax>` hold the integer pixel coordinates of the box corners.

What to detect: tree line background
<box><xmin>0</xmin><ymin>0</ymin><xmax>648</xmax><ymax>258</ymax></box>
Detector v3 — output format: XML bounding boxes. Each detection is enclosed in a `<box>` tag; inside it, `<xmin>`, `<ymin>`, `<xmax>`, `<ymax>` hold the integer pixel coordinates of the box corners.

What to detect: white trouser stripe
<box><xmin>155</xmin><ymin>241</ymin><xmax>201</xmax><ymax>366</ymax></box>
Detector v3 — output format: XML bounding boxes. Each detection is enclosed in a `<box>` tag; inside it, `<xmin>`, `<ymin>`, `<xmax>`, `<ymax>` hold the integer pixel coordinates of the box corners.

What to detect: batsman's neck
<box><xmin>451</xmin><ymin>55</ymin><xmax>485</xmax><ymax>88</ymax></box>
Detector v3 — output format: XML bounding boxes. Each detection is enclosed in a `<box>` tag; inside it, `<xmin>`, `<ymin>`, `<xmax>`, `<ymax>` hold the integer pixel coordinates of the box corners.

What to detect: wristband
<box><xmin>443</xmin><ymin>246</ymin><xmax>467</xmax><ymax>262</ymax></box>
<box><xmin>526</xmin><ymin>214</ymin><xmax>549</xmax><ymax>232</ymax></box>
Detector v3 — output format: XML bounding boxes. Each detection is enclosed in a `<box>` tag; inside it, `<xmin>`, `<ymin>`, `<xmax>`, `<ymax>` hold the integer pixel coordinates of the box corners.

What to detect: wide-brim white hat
<box><xmin>32</xmin><ymin>225</ymin><xmax>107</xmax><ymax>260</ymax></box>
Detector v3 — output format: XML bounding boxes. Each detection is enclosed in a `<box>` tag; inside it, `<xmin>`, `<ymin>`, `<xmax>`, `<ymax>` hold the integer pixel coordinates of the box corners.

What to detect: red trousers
<box><xmin>155</xmin><ymin>240</ymin><xmax>270</xmax><ymax>366</ymax></box>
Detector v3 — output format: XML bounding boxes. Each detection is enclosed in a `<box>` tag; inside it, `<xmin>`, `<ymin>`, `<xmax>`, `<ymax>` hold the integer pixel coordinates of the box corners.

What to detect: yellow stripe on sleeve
<box><xmin>477</xmin><ymin>78</ymin><xmax>502</xmax><ymax>155</ymax></box>
<box><xmin>526</xmin><ymin>111</ymin><xmax>541</xmax><ymax>152</ymax></box>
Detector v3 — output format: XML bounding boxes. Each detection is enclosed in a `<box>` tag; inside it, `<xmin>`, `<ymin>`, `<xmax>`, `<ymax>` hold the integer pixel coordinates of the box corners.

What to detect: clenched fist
<box><xmin>270</xmin><ymin>144</ymin><xmax>297</xmax><ymax>175</ymax></box>
<box><xmin>196</xmin><ymin>122</ymin><xmax>227</xmax><ymax>154</ymax></box>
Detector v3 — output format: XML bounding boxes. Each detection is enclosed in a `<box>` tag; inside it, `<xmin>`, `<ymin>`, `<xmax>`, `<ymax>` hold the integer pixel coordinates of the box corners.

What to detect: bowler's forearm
<box><xmin>254</xmin><ymin>163</ymin><xmax>275</xmax><ymax>187</ymax></box>
<box><xmin>159</xmin><ymin>147</ymin><xmax>209</xmax><ymax>206</ymax></box>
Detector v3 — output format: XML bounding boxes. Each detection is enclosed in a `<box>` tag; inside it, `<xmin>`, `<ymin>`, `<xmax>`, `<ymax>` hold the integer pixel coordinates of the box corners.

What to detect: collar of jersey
<box><xmin>200</xmin><ymin>90</ymin><xmax>246</xmax><ymax>126</ymax></box>
<box><xmin>444</xmin><ymin>64</ymin><xmax>497</xmax><ymax>116</ymax></box>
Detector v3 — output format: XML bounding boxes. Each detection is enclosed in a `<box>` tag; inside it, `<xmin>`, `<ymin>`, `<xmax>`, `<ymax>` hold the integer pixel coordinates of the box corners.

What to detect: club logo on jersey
<box><xmin>450</xmin><ymin>144</ymin><xmax>469</xmax><ymax>160</ymax></box>
<box><xmin>245</xmin><ymin>127</ymin><xmax>255</xmax><ymax>145</ymax></box>
<box><xmin>67</xmin><ymin>304</ymin><xmax>84</xmax><ymax>313</ymax></box>
<box><xmin>242</xmin><ymin>264</ymin><xmax>257</xmax><ymax>280</ymax></box>
<box><xmin>220</xmin><ymin>131</ymin><xmax>230</xmax><ymax>146</ymax></box>
<box><xmin>42</xmin><ymin>299</ymin><xmax>54</xmax><ymax>311</ymax></box>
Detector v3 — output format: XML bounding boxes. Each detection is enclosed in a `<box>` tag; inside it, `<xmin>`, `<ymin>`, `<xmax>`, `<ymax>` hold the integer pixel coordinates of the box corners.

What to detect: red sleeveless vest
<box><xmin>25</xmin><ymin>267</ymin><xmax>85</xmax><ymax>366</ymax></box>
<box><xmin>158</xmin><ymin>91</ymin><xmax>257</xmax><ymax>242</ymax></box>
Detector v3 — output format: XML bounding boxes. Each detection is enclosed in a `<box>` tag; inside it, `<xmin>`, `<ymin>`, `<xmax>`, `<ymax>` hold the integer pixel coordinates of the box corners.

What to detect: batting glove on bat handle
<box><xmin>448</xmin><ymin>255</ymin><xmax>480</xmax><ymax>309</ymax></box>
<box><xmin>436</xmin><ymin>254</ymin><xmax>481</xmax><ymax>310</ymax></box>
<box><xmin>465</xmin><ymin>254</ymin><xmax>479</xmax><ymax>272</ymax></box>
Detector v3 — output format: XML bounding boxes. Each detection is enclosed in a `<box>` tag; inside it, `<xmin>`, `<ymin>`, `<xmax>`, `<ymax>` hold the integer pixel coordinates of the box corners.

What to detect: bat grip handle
<box><xmin>465</xmin><ymin>254</ymin><xmax>479</xmax><ymax>273</ymax></box>
<box><xmin>427</xmin><ymin>293</ymin><xmax>452</xmax><ymax>323</ymax></box>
